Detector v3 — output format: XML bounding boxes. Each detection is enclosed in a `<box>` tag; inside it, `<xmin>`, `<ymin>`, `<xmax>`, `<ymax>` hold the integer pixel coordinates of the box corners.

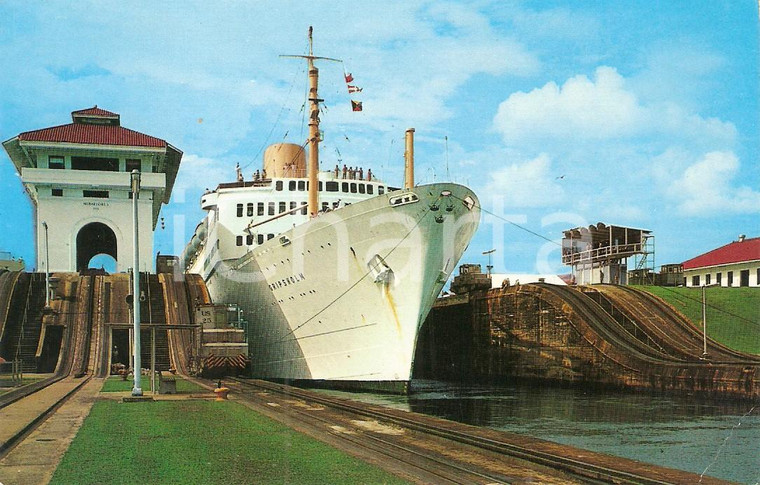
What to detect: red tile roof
<box><xmin>18</xmin><ymin>122</ymin><xmax>166</xmax><ymax>148</ymax></box>
<box><xmin>71</xmin><ymin>106</ymin><xmax>119</xmax><ymax>119</ymax></box>
<box><xmin>682</xmin><ymin>237</ymin><xmax>760</xmax><ymax>270</ymax></box>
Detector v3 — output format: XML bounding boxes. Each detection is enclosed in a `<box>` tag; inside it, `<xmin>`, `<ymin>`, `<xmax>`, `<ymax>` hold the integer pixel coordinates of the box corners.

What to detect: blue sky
<box><xmin>1</xmin><ymin>1</ymin><xmax>758</xmax><ymax>274</ymax></box>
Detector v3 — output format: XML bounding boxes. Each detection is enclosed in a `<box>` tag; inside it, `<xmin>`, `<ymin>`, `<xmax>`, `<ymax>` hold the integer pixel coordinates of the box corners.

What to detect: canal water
<box><xmin>323</xmin><ymin>381</ymin><xmax>759</xmax><ymax>484</ymax></box>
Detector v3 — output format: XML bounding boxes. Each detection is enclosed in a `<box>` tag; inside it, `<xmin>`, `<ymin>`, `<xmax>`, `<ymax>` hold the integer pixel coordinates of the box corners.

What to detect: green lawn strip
<box><xmin>635</xmin><ymin>286</ymin><xmax>760</xmax><ymax>354</ymax></box>
<box><xmin>101</xmin><ymin>375</ymin><xmax>204</xmax><ymax>393</ymax></box>
<box><xmin>50</xmin><ymin>399</ymin><xmax>409</xmax><ymax>485</ymax></box>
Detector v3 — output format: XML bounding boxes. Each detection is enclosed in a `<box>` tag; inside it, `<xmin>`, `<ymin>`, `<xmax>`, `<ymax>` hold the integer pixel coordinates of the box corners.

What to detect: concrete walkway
<box><xmin>0</xmin><ymin>377</ymin><xmax>103</xmax><ymax>485</ymax></box>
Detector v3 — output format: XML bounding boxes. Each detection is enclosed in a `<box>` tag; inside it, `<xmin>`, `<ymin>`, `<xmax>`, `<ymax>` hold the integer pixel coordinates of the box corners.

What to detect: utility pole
<box><xmin>131</xmin><ymin>169</ymin><xmax>143</xmax><ymax>396</ymax></box>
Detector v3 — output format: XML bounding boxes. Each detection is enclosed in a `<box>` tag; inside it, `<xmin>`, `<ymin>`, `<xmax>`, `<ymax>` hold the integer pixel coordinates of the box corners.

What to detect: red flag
<box><xmin>344</xmin><ymin>72</ymin><xmax>354</xmax><ymax>83</ymax></box>
<box><xmin>351</xmin><ymin>100</ymin><xmax>363</xmax><ymax>112</ymax></box>
<box><xmin>347</xmin><ymin>85</ymin><xmax>362</xmax><ymax>93</ymax></box>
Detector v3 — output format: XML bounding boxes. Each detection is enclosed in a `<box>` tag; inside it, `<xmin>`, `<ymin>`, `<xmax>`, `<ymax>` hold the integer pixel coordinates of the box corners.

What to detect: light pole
<box><xmin>42</xmin><ymin>221</ymin><xmax>50</xmax><ymax>308</ymax></box>
<box><xmin>482</xmin><ymin>249</ymin><xmax>495</xmax><ymax>276</ymax></box>
<box><xmin>131</xmin><ymin>169</ymin><xmax>143</xmax><ymax>396</ymax></box>
<box><xmin>701</xmin><ymin>284</ymin><xmax>708</xmax><ymax>358</ymax></box>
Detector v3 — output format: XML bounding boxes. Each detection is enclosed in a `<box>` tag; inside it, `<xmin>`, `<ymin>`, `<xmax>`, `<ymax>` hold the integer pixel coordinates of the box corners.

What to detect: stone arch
<box><xmin>76</xmin><ymin>222</ymin><xmax>117</xmax><ymax>271</ymax></box>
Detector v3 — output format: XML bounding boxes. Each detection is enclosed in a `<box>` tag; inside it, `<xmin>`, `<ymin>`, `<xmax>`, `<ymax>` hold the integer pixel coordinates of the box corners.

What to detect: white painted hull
<box><xmin>197</xmin><ymin>183</ymin><xmax>479</xmax><ymax>392</ymax></box>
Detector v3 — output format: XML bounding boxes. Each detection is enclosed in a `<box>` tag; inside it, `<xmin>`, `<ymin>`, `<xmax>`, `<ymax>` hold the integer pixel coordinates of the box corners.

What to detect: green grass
<box><xmin>634</xmin><ymin>286</ymin><xmax>760</xmax><ymax>355</ymax></box>
<box><xmin>101</xmin><ymin>375</ymin><xmax>205</xmax><ymax>393</ymax></box>
<box><xmin>50</xmin><ymin>399</ymin><xmax>409</xmax><ymax>485</ymax></box>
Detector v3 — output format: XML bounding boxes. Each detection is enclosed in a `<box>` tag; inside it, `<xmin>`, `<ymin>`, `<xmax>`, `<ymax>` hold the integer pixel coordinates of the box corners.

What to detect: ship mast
<box><xmin>282</xmin><ymin>27</ymin><xmax>340</xmax><ymax>218</ymax></box>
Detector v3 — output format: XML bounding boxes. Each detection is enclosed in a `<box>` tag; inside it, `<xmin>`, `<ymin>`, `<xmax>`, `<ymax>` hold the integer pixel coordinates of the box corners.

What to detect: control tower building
<box><xmin>3</xmin><ymin>106</ymin><xmax>182</xmax><ymax>273</ymax></box>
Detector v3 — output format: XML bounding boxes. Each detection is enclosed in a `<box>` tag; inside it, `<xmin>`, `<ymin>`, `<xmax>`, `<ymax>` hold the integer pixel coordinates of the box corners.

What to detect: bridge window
<box><xmin>378</xmin><ymin>186</ymin><xmax>385</xmax><ymax>195</ymax></box>
<box><xmin>275</xmin><ymin>181</ymin><xmax>283</xmax><ymax>191</ymax></box>
<box><xmin>83</xmin><ymin>190</ymin><xmax>109</xmax><ymax>198</ymax></box>
<box><xmin>367</xmin><ymin>184</ymin><xmax>374</xmax><ymax>195</ymax></box>
<box><xmin>49</xmin><ymin>156</ymin><xmax>65</xmax><ymax>169</ymax></box>
<box><xmin>297</xmin><ymin>181</ymin><xmax>306</xmax><ymax>191</ymax></box>
<box><xmin>247</xmin><ymin>203</ymin><xmax>254</xmax><ymax>217</ymax></box>
<box><xmin>358</xmin><ymin>183</ymin><xmax>365</xmax><ymax>194</ymax></box>
<box><xmin>350</xmin><ymin>183</ymin><xmax>357</xmax><ymax>193</ymax></box>
<box><xmin>257</xmin><ymin>202</ymin><xmax>264</xmax><ymax>216</ymax></box>
<box><xmin>126</xmin><ymin>159</ymin><xmax>141</xmax><ymax>172</ymax></box>
<box><xmin>289</xmin><ymin>181</ymin><xmax>296</xmax><ymax>191</ymax></box>
<box><xmin>342</xmin><ymin>182</ymin><xmax>349</xmax><ymax>192</ymax></box>
<box><xmin>236</xmin><ymin>204</ymin><xmax>243</xmax><ymax>217</ymax></box>
<box><xmin>326</xmin><ymin>181</ymin><xmax>339</xmax><ymax>192</ymax></box>
<box><xmin>72</xmin><ymin>156</ymin><xmax>119</xmax><ymax>171</ymax></box>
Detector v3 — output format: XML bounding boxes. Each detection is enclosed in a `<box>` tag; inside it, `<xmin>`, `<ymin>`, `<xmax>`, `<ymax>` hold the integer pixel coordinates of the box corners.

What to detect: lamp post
<box><xmin>701</xmin><ymin>284</ymin><xmax>708</xmax><ymax>358</ymax></box>
<box><xmin>483</xmin><ymin>249</ymin><xmax>495</xmax><ymax>276</ymax></box>
<box><xmin>42</xmin><ymin>221</ymin><xmax>50</xmax><ymax>308</ymax></box>
<box><xmin>131</xmin><ymin>169</ymin><xmax>143</xmax><ymax>396</ymax></box>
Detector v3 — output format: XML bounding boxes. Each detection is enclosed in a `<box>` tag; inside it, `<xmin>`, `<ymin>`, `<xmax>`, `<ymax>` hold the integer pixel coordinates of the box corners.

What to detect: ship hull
<box><xmin>201</xmin><ymin>183</ymin><xmax>479</xmax><ymax>392</ymax></box>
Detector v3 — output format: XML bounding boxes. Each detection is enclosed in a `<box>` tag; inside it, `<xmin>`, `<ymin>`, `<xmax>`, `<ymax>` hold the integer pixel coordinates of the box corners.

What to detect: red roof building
<box><xmin>682</xmin><ymin>236</ymin><xmax>760</xmax><ymax>287</ymax></box>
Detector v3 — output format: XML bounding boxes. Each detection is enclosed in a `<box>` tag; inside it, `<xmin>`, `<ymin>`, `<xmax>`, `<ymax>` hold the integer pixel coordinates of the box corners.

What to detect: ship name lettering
<box><xmin>269</xmin><ymin>272</ymin><xmax>306</xmax><ymax>291</ymax></box>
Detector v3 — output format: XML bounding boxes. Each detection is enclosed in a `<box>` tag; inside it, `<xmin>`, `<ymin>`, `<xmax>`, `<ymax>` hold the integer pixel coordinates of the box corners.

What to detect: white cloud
<box><xmin>492</xmin><ymin>66</ymin><xmax>735</xmax><ymax>148</ymax></box>
<box><xmin>669</xmin><ymin>151</ymin><xmax>760</xmax><ymax>216</ymax></box>
<box><xmin>483</xmin><ymin>153</ymin><xmax>565</xmax><ymax>208</ymax></box>
<box><xmin>171</xmin><ymin>153</ymin><xmax>231</xmax><ymax>198</ymax></box>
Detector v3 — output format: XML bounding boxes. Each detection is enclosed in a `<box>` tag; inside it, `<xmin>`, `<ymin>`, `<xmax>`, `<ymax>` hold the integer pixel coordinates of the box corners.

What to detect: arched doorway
<box><xmin>76</xmin><ymin>222</ymin><xmax>117</xmax><ymax>272</ymax></box>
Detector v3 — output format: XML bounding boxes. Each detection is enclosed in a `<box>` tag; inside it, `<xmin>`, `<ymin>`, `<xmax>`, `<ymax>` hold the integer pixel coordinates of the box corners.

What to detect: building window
<box><xmin>692</xmin><ymin>275</ymin><xmax>700</xmax><ymax>286</ymax></box>
<box><xmin>268</xmin><ymin>202</ymin><xmax>275</xmax><ymax>215</ymax></box>
<box><xmin>52</xmin><ymin>188</ymin><xmax>63</xmax><ymax>197</ymax></box>
<box><xmin>257</xmin><ymin>202</ymin><xmax>264</xmax><ymax>216</ymax></box>
<box><xmin>236</xmin><ymin>236</ymin><xmax>243</xmax><ymax>246</ymax></box>
<box><xmin>246</xmin><ymin>234</ymin><xmax>253</xmax><ymax>245</ymax></box>
<box><xmin>49</xmin><ymin>156</ymin><xmax>65</xmax><ymax>169</ymax></box>
<box><xmin>126</xmin><ymin>159</ymin><xmax>141</xmax><ymax>172</ymax></box>
<box><xmin>705</xmin><ymin>274</ymin><xmax>711</xmax><ymax>285</ymax></box>
<box><xmin>279</xmin><ymin>202</ymin><xmax>286</xmax><ymax>214</ymax></box>
<box><xmin>72</xmin><ymin>156</ymin><xmax>119</xmax><ymax>171</ymax></box>
<box><xmin>83</xmin><ymin>190</ymin><xmax>109</xmax><ymax>198</ymax></box>
<box><xmin>326</xmin><ymin>181</ymin><xmax>338</xmax><ymax>192</ymax></box>
<box><xmin>247</xmin><ymin>203</ymin><xmax>254</xmax><ymax>217</ymax></box>
<box><xmin>727</xmin><ymin>271</ymin><xmax>733</xmax><ymax>287</ymax></box>
<box><xmin>276</xmin><ymin>181</ymin><xmax>283</xmax><ymax>191</ymax></box>
<box><xmin>236</xmin><ymin>204</ymin><xmax>243</xmax><ymax>217</ymax></box>
<box><xmin>716</xmin><ymin>272</ymin><xmax>722</xmax><ymax>285</ymax></box>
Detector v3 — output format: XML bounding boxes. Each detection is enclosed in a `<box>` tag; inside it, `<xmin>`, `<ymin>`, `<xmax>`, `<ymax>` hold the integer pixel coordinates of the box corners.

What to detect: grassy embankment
<box><xmin>635</xmin><ymin>286</ymin><xmax>760</xmax><ymax>355</ymax></box>
<box><xmin>51</xmin><ymin>377</ymin><xmax>409</xmax><ymax>485</ymax></box>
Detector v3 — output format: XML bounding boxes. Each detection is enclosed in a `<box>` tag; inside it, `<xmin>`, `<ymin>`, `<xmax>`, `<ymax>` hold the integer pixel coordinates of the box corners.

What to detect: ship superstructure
<box><xmin>183</xmin><ymin>28</ymin><xmax>479</xmax><ymax>392</ymax></box>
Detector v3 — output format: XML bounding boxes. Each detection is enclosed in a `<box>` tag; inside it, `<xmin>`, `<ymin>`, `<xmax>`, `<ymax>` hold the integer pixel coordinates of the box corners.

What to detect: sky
<box><xmin>0</xmin><ymin>1</ymin><xmax>758</xmax><ymax>275</ymax></box>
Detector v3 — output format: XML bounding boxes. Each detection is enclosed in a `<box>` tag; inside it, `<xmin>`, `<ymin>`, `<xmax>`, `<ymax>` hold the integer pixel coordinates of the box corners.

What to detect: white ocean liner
<box><xmin>183</xmin><ymin>28</ymin><xmax>480</xmax><ymax>392</ymax></box>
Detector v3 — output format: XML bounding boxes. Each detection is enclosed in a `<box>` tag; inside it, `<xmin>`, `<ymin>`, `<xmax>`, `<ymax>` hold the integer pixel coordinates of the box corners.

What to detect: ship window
<box><xmin>126</xmin><ymin>159</ymin><xmax>141</xmax><ymax>172</ymax></box>
<box><xmin>367</xmin><ymin>184</ymin><xmax>374</xmax><ymax>195</ymax></box>
<box><xmin>49</xmin><ymin>156</ymin><xmax>65</xmax><ymax>169</ymax></box>
<box><xmin>236</xmin><ymin>236</ymin><xmax>243</xmax><ymax>246</ymax></box>
<box><xmin>290</xmin><ymin>201</ymin><xmax>297</xmax><ymax>212</ymax></box>
<box><xmin>289</xmin><ymin>181</ymin><xmax>296</xmax><ymax>191</ymax></box>
<box><xmin>257</xmin><ymin>202</ymin><xmax>264</xmax><ymax>216</ymax></box>
<box><xmin>350</xmin><ymin>183</ymin><xmax>357</xmax><ymax>193</ymax></box>
<box><xmin>267</xmin><ymin>233</ymin><xmax>274</xmax><ymax>240</ymax></box>
<box><xmin>333</xmin><ymin>201</ymin><xmax>339</xmax><ymax>209</ymax></box>
<box><xmin>247</xmin><ymin>203</ymin><xmax>254</xmax><ymax>217</ymax></box>
<box><xmin>257</xmin><ymin>234</ymin><xmax>264</xmax><ymax>244</ymax></box>
<box><xmin>52</xmin><ymin>188</ymin><xmax>63</xmax><ymax>197</ymax></box>
<box><xmin>301</xmin><ymin>202</ymin><xmax>307</xmax><ymax>215</ymax></box>
<box><xmin>379</xmin><ymin>186</ymin><xmax>385</xmax><ymax>195</ymax></box>
<box><xmin>236</xmin><ymin>204</ymin><xmax>243</xmax><ymax>217</ymax></box>
<box><xmin>322</xmin><ymin>202</ymin><xmax>329</xmax><ymax>212</ymax></box>
<box><xmin>83</xmin><ymin>190</ymin><xmax>109</xmax><ymax>198</ymax></box>
<box><xmin>319</xmin><ymin>181</ymin><xmax>323</xmax><ymax>191</ymax></box>
<box><xmin>342</xmin><ymin>182</ymin><xmax>349</xmax><ymax>192</ymax></box>
<box><xmin>276</xmin><ymin>181</ymin><xmax>283</xmax><ymax>191</ymax></box>
<box><xmin>358</xmin><ymin>183</ymin><xmax>365</xmax><ymax>194</ymax></box>
<box><xmin>297</xmin><ymin>181</ymin><xmax>306</xmax><ymax>191</ymax></box>
<box><xmin>246</xmin><ymin>234</ymin><xmax>253</xmax><ymax>245</ymax></box>
<box><xmin>326</xmin><ymin>181</ymin><xmax>338</xmax><ymax>192</ymax></box>
<box><xmin>279</xmin><ymin>202</ymin><xmax>286</xmax><ymax>214</ymax></box>
<box><xmin>268</xmin><ymin>202</ymin><xmax>275</xmax><ymax>215</ymax></box>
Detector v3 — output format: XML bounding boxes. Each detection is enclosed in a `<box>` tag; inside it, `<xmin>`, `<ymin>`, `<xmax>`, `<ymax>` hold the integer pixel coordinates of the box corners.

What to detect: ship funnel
<box><xmin>404</xmin><ymin>128</ymin><xmax>415</xmax><ymax>190</ymax></box>
<box><xmin>263</xmin><ymin>143</ymin><xmax>306</xmax><ymax>178</ymax></box>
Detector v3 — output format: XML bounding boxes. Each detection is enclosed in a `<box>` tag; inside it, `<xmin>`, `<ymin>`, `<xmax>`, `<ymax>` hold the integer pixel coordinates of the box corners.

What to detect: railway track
<box><xmin>226</xmin><ymin>377</ymin><xmax>728</xmax><ymax>484</ymax></box>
